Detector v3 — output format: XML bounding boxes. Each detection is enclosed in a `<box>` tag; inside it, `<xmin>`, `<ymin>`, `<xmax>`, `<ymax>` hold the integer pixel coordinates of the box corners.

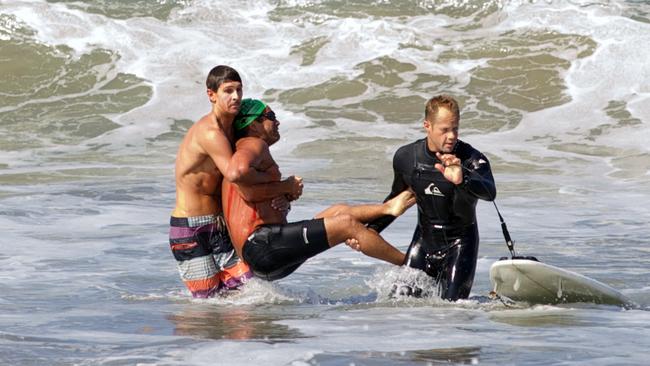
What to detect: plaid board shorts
<box><xmin>169</xmin><ymin>214</ymin><xmax>252</xmax><ymax>298</ymax></box>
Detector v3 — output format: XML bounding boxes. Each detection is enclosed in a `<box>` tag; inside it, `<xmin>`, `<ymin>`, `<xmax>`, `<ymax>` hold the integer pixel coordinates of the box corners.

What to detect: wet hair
<box><xmin>425</xmin><ymin>94</ymin><xmax>460</xmax><ymax>122</ymax></box>
<box><xmin>206</xmin><ymin>65</ymin><xmax>242</xmax><ymax>92</ymax></box>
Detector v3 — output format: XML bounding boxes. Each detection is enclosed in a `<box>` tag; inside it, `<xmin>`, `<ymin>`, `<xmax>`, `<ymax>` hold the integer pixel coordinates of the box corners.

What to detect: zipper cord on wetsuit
<box><xmin>420</xmin><ymin>143</ymin><xmax>451</xmax><ymax>246</ymax></box>
<box><xmin>406</xmin><ymin>143</ymin><xmax>455</xmax><ymax>263</ymax></box>
<box><xmin>458</xmin><ymin>163</ymin><xmax>517</xmax><ymax>258</ymax></box>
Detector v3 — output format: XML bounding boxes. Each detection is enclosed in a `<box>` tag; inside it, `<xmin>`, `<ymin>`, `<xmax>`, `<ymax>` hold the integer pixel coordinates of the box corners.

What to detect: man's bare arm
<box><xmin>201</xmin><ymin>127</ymin><xmax>277</xmax><ymax>185</ymax></box>
<box><xmin>226</xmin><ymin>138</ymin><xmax>302</xmax><ymax>203</ymax></box>
<box><xmin>199</xmin><ymin>128</ymin><xmax>298</xmax><ymax>203</ymax></box>
<box><xmin>236</xmin><ymin>176</ymin><xmax>303</xmax><ymax>203</ymax></box>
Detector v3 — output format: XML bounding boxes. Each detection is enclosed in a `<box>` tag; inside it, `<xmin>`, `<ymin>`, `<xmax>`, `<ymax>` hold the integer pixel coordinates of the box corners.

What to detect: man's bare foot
<box><xmin>385</xmin><ymin>190</ymin><xmax>416</xmax><ymax>216</ymax></box>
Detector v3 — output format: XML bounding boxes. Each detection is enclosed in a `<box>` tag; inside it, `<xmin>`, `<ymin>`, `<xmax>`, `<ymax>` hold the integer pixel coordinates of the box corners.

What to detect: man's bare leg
<box><xmin>321</xmin><ymin>214</ymin><xmax>405</xmax><ymax>265</ymax></box>
<box><xmin>314</xmin><ymin>190</ymin><xmax>415</xmax><ymax>223</ymax></box>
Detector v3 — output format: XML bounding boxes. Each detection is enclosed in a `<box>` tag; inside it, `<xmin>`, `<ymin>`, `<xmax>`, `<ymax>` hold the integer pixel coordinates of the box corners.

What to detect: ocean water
<box><xmin>1</xmin><ymin>0</ymin><xmax>649</xmax><ymax>365</ymax></box>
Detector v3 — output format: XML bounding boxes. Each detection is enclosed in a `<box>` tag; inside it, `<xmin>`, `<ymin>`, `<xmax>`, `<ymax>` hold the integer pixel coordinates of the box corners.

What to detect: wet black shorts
<box><xmin>242</xmin><ymin>218</ymin><xmax>330</xmax><ymax>281</ymax></box>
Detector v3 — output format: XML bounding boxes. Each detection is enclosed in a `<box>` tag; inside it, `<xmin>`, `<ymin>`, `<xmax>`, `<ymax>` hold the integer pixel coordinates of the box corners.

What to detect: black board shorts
<box><xmin>242</xmin><ymin>218</ymin><xmax>330</xmax><ymax>281</ymax></box>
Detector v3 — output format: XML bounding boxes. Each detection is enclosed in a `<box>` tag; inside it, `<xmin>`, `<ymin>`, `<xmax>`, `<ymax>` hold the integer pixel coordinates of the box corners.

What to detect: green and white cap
<box><xmin>234</xmin><ymin>98</ymin><xmax>266</xmax><ymax>130</ymax></box>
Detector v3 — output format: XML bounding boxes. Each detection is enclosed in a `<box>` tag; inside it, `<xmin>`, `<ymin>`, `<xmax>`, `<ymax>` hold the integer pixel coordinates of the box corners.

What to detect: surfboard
<box><xmin>489</xmin><ymin>258</ymin><xmax>632</xmax><ymax>306</ymax></box>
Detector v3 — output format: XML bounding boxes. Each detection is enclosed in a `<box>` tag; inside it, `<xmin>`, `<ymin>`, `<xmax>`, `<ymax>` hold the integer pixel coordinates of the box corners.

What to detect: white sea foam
<box><xmin>482</xmin><ymin>2</ymin><xmax>650</xmax><ymax>152</ymax></box>
<box><xmin>4</xmin><ymin>0</ymin><xmax>649</xmax><ymax>159</ymax></box>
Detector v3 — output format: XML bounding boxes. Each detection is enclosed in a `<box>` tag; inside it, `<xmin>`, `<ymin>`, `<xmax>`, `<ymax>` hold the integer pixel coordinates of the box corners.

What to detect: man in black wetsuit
<box><xmin>367</xmin><ymin>95</ymin><xmax>496</xmax><ymax>301</ymax></box>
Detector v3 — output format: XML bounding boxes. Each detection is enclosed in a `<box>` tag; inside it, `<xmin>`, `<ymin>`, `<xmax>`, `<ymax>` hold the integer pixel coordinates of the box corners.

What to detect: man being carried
<box><xmin>170</xmin><ymin>66</ymin><xmax>302</xmax><ymax>298</ymax></box>
<box><xmin>222</xmin><ymin>99</ymin><xmax>415</xmax><ymax>281</ymax></box>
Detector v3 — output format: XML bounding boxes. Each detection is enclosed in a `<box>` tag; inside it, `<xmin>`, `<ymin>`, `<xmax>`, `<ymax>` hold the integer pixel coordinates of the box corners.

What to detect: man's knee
<box><xmin>338</xmin><ymin>213</ymin><xmax>362</xmax><ymax>230</ymax></box>
<box><xmin>326</xmin><ymin>213</ymin><xmax>362</xmax><ymax>239</ymax></box>
<box><xmin>326</xmin><ymin>204</ymin><xmax>350</xmax><ymax>216</ymax></box>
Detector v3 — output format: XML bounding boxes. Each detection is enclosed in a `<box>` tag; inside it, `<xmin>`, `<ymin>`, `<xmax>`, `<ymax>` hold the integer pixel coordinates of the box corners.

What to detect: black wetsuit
<box><xmin>368</xmin><ymin>138</ymin><xmax>496</xmax><ymax>300</ymax></box>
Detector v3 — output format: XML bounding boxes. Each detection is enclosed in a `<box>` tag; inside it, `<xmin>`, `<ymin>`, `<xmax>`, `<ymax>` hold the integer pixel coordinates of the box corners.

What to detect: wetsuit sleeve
<box><xmin>461</xmin><ymin>152</ymin><xmax>496</xmax><ymax>201</ymax></box>
<box><xmin>367</xmin><ymin>151</ymin><xmax>409</xmax><ymax>233</ymax></box>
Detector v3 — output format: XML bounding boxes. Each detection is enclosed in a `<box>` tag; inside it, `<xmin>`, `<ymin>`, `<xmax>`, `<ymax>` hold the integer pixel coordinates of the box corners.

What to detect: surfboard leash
<box><xmin>457</xmin><ymin>162</ymin><xmax>517</xmax><ymax>257</ymax></box>
<box><xmin>492</xmin><ymin>201</ymin><xmax>516</xmax><ymax>258</ymax></box>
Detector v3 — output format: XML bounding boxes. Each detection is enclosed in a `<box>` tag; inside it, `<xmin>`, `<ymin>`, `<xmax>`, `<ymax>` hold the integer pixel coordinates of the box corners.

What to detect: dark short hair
<box><xmin>206</xmin><ymin>65</ymin><xmax>242</xmax><ymax>92</ymax></box>
<box><xmin>425</xmin><ymin>94</ymin><xmax>460</xmax><ymax>122</ymax></box>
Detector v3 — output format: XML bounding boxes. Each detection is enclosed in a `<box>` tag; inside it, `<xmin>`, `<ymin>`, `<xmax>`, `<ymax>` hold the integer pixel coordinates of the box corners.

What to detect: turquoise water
<box><xmin>1</xmin><ymin>1</ymin><xmax>649</xmax><ymax>365</ymax></box>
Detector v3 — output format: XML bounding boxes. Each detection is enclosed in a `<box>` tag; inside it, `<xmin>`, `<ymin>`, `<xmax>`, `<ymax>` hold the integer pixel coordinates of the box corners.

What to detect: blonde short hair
<box><xmin>425</xmin><ymin>94</ymin><xmax>459</xmax><ymax>122</ymax></box>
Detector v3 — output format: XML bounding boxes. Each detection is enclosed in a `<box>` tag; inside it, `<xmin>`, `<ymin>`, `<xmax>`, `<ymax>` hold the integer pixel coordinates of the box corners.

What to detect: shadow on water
<box><xmin>307</xmin><ymin>347</ymin><xmax>482</xmax><ymax>366</ymax></box>
<box><xmin>167</xmin><ymin>304</ymin><xmax>309</xmax><ymax>343</ymax></box>
<box><xmin>306</xmin><ymin>343</ymin><xmax>641</xmax><ymax>366</ymax></box>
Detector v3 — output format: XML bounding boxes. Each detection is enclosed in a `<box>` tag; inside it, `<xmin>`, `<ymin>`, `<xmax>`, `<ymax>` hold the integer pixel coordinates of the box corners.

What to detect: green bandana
<box><xmin>234</xmin><ymin>99</ymin><xmax>266</xmax><ymax>130</ymax></box>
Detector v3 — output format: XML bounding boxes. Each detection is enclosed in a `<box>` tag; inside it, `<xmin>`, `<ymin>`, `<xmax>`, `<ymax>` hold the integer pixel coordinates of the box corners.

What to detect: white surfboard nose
<box><xmin>489</xmin><ymin>258</ymin><xmax>633</xmax><ymax>307</ymax></box>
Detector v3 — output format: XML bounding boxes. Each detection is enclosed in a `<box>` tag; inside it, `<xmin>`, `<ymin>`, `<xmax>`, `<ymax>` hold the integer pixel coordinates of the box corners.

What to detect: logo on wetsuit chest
<box><xmin>424</xmin><ymin>183</ymin><xmax>445</xmax><ymax>197</ymax></box>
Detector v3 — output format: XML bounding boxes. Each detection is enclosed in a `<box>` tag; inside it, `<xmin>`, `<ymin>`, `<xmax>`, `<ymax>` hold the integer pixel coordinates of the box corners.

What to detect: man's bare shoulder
<box><xmin>235</xmin><ymin>136</ymin><xmax>269</xmax><ymax>152</ymax></box>
<box><xmin>188</xmin><ymin>114</ymin><xmax>231</xmax><ymax>147</ymax></box>
<box><xmin>192</xmin><ymin>113</ymin><xmax>222</xmax><ymax>134</ymax></box>
<box><xmin>236</xmin><ymin>136</ymin><xmax>268</xmax><ymax>146</ymax></box>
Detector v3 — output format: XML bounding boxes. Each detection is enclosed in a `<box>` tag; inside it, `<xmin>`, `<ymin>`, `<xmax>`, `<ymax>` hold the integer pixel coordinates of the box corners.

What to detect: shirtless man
<box><xmin>222</xmin><ymin>99</ymin><xmax>415</xmax><ymax>281</ymax></box>
<box><xmin>169</xmin><ymin>66</ymin><xmax>302</xmax><ymax>298</ymax></box>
